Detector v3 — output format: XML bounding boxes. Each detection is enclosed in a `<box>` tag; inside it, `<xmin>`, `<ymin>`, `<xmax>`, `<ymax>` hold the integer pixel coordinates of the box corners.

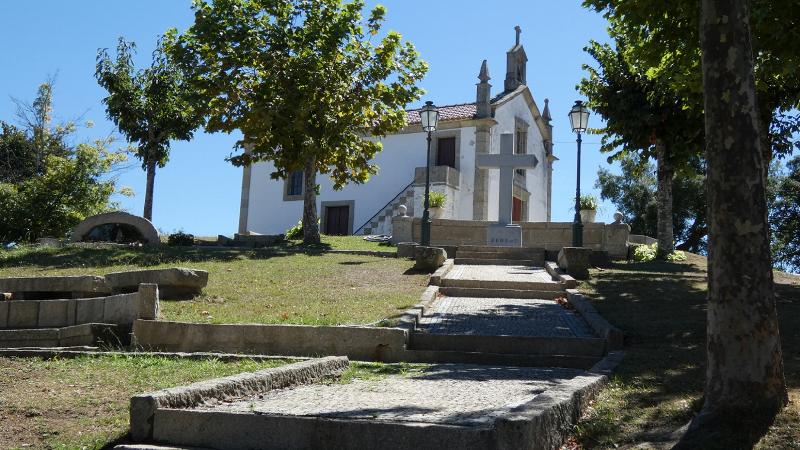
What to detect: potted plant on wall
<box><xmin>579</xmin><ymin>194</ymin><xmax>598</xmax><ymax>223</ymax></box>
<box><xmin>428</xmin><ymin>192</ymin><xmax>446</xmax><ymax>219</ymax></box>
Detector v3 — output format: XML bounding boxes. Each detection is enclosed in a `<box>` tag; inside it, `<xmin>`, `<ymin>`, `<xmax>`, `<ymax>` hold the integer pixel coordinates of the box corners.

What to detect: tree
<box><xmin>580</xmin><ymin>38</ymin><xmax>704</xmax><ymax>257</ymax></box>
<box><xmin>770</xmin><ymin>156</ymin><xmax>800</xmax><ymax>272</ymax></box>
<box><xmin>676</xmin><ymin>0</ymin><xmax>787</xmax><ymax>446</ymax></box>
<box><xmin>0</xmin><ymin>83</ymin><xmax>128</xmax><ymax>243</ymax></box>
<box><xmin>166</xmin><ymin>0</ymin><xmax>427</xmax><ymax>244</ymax></box>
<box><xmin>96</xmin><ymin>38</ymin><xmax>201</xmax><ymax>221</ymax></box>
<box><xmin>596</xmin><ymin>155</ymin><xmax>708</xmax><ymax>253</ymax></box>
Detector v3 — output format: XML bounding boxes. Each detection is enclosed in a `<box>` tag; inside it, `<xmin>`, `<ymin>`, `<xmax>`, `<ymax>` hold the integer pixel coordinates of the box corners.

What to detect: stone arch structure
<box><xmin>70</xmin><ymin>212</ymin><xmax>160</xmax><ymax>245</ymax></box>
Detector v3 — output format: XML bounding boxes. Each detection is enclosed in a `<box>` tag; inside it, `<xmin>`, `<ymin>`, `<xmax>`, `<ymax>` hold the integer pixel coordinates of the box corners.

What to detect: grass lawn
<box><xmin>0</xmin><ymin>355</ymin><xmax>293</xmax><ymax>450</ymax></box>
<box><xmin>572</xmin><ymin>253</ymin><xmax>800</xmax><ymax>449</ymax></box>
<box><xmin>0</xmin><ymin>236</ymin><xmax>428</xmax><ymax>326</ymax></box>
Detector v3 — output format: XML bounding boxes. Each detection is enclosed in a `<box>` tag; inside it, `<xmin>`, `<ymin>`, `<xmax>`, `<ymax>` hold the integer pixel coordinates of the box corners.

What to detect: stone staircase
<box><xmin>357</xmin><ymin>183</ymin><xmax>415</xmax><ymax>236</ymax></box>
<box><xmin>405</xmin><ymin>261</ymin><xmax>607</xmax><ymax>369</ymax></box>
<box><xmin>454</xmin><ymin>245</ymin><xmax>546</xmax><ymax>266</ymax></box>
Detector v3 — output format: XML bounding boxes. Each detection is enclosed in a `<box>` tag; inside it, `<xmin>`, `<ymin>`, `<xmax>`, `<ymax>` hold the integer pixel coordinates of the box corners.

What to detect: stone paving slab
<box><xmin>444</xmin><ymin>264</ymin><xmax>558</xmax><ymax>284</ymax></box>
<box><xmin>190</xmin><ymin>364</ymin><xmax>583</xmax><ymax>427</ymax></box>
<box><xmin>419</xmin><ymin>297</ymin><xmax>596</xmax><ymax>338</ymax></box>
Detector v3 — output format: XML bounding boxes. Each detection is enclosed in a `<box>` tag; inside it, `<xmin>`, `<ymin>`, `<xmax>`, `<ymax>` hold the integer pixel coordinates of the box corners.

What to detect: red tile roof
<box><xmin>405</xmin><ymin>102</ymin><xmax>477</xmax><ymax>124</ymax></box>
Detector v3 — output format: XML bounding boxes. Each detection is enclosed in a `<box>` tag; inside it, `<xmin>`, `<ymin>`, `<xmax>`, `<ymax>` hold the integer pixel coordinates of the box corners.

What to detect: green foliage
<box><xmin>96</xmin><ymin>38</ymin><xmax>201</xmax><ymax>171</ymax></box>
<box><xmin>0</xmin><ymin>83</ymin><xmax>128</xmax><ymax>243</ymax></box>
<box><xmin>632</xmin><ymin>243</ymin><xmax>658</xmax><ymax>262</ymax></box>
<box><xmin>770</xmin><ymin>156</ymin><xmax>800</xmax><ymax>272</ymax></box>
<box><xmin>632</xmin><ymin>243</ymin><xmax>685</xmax><ymax>262</ymax></box>
<box><xmin>167</xmin><ymin>230</ymin><xmax>195</xmax><ymax>246</ymax></box>
<box><xmin>165</xmin><ymin>0</ymin><xmax>428</xmax><ymax>188</ymax></box>
<box><xmin>0</xmin><ymin>140</ymin><xmax>127</xmax><ymax>243</ymax></box>
<box><xmin>597</xmin><ymin>154</ymin><xmax>708</xmax><ymax>253</ymax></box>
<box><xmin>582</xmin><ymin>0</ymin><xmax>800</xmax><ymax>160</ymax></box>
<box><xmin>579</xmin><ymin>195</ymin><xmax>598</xmax><ymax>211</ymax></box>
<box><xmin>428</xmin><ymin>192</ymin><xmax>446</xmax><ymax>208</ymax></box>
<box><xmin>285</xmin><ymin>220</ymin><xmax>304</xmax><ymax>240</ymax></box>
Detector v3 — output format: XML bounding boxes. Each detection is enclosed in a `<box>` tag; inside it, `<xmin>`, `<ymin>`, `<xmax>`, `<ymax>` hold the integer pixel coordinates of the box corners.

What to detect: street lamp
<box><xmin>419</xmin><ymin>100</ymin><xmax>440</xmax><ymax>246</ymax></box>
<box><xmin>568</xmin><ymin>100</ymin><xmax>590</xmax><ymax>247</ymax></box>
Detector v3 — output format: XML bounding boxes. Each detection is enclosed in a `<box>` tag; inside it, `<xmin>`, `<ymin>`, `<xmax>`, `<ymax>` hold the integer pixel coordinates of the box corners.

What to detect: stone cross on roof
<box><xmin>476</xmin><ymin>133</ymin><xmax>538</xmax><ymax>225</ymax></box>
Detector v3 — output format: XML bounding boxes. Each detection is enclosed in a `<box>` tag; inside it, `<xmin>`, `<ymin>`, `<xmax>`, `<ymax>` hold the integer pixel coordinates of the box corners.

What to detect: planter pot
<box><xmin>429</xmin><ymin>207</ymin><xmax>444</xmax><ymax>219</ymax></box>
<box><xmin>580</xmin><ymin>209</ymin><xmax>597</xmax><ymax>223</ymax></box>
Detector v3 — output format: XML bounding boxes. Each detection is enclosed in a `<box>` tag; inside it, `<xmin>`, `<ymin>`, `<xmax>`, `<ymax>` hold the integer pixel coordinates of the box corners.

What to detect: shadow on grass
<box><xmin>0</xmin><ymin>242</ymin><xmax>352</xmax><ymax>270</ymax></box>
<box><xmin>576</xmin><ymin>256</ymin><xmax>800</xmax><ymax>448</ymax></box>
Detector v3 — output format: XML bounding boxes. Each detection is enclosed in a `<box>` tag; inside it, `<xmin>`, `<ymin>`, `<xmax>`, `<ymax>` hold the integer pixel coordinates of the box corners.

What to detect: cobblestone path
<box><xmin>196</xmin><ymin>364</ymin><xmax>583</xmax><ymax>426</ymax></box>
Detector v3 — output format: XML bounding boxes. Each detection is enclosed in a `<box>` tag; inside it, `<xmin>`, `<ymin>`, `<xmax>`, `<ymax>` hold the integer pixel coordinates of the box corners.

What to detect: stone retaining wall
<box><xmin>132</xmin><ymin>320</ymin><xmax>408</xmax><ymax>362</ymax></box>
<box><xmin>0</xmin><ymin>284</ymin><xmax>158</xmax><ymax>329</ymax></box>
<box><xmin>392</xmin><ymin>216</ymin><xmax>631</xmax><ymax>259</ymax></box>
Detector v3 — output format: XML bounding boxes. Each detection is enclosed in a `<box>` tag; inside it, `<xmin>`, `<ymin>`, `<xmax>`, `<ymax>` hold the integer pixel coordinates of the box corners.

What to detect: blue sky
<box><xmin>0</xmin><ymin>1</ymin><xmax>615</xmax><ymax>236</ymax></box>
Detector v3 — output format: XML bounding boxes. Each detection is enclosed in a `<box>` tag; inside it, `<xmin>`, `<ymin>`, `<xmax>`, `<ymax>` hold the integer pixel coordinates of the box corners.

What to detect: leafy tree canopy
<box><xmin>770</xmin><ymin>155</ymin><xmax>800</xmax><ymax>272</ymax></box>
<box><xmin>164</xmin><ymin>0</ymin><xmax>428</xmax><ymax>187</ymax></box>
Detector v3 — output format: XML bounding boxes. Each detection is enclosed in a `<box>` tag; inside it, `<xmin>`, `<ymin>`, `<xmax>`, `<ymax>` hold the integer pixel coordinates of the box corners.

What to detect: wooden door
<box><xmin>325</xmin><ymin>206</ymin><xmax>350</xmax><ymax>235</ymax></box>
<box><xmin>436</xmin><ymin>137</ymin><xmax>456</xmax><ymax>168</ymax></box>
<box><xmin>512</xmin><ymin>197</ymin><xmax>522</xmax><ymax>223</ymax></box>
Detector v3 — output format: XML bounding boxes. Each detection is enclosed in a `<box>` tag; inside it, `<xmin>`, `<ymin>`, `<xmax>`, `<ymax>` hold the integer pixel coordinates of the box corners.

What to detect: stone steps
<box><xmin>402</xmin><ymin>348</ymin><xmax>601</xmax><ymax>370</ymax></box>
<box><xmin>0</xmin><ymin>323</ymin><xmax>122</xmax><ymax>348</ymax></box>
<box><xmin>438</xmin><ymin>286</ymin><xmax>564</xmax><ymax>299</ymax></box>
<box><xmin>454</xmin><ymin>258</ymin><xmax>541</xmax><ymax>266</ymax></box>
<box><xmin>440</xmin><ymin>277</ymin><xmax>561</xmax><ymax>291</ymax></box>
<box><xmin>408</xmin><ymin>333</ymin><xmax>606</xmax><ymax>358</ymax></box>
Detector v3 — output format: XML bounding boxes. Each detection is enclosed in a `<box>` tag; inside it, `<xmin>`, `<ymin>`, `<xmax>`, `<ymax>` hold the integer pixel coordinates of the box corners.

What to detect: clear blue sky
<box><xmin>0</xmin><ymin>1</ymin><xmax>615</xmax><ymax>236</ymax></box>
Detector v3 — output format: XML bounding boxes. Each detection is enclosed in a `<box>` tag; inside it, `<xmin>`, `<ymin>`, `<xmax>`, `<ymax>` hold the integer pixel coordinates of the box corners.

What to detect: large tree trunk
<box><xmin>655</xmin><ymin>138</ymin><xmax>675</xmax><ymax>257</ymax></box>
<box><xmin>302</xmin><ymin>156</ymin><xmax>321</xmax><ymax>245</ymax></box>
<box><xmin>143</xmin><ymin>159</ymin><xmax>157</xmax><ymax>221</ymax></box>
<box><xmin>678</xmin><ymin>0</ymin><xmax>787</xmax><ymax>446</ymax></box>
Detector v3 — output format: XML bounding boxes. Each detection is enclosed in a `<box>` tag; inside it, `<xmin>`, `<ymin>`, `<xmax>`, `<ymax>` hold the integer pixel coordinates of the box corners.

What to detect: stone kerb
<box><xmin>0</xmin><ymin>275</ymin><xmax>110</xmax><ymax>300</ymax></box>
<box><xmin>565</xmin><ymin>289</ymin><xmax>624</xmax><ymax>350</ymax></box>
<box><xmin>70</xmin><ymin>211</ymin><xmax>160</xmax><ymax>245</ymax></box>
<box><xmin>130</xmin><ymin>356</ymin><xmax>349</xmax><ymax>441</ymax></box>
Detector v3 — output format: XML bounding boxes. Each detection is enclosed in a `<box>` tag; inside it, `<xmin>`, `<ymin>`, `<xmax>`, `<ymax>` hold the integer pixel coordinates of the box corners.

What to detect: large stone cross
<box><xmin>476</xmin><ymin>133</ymin><xmax>538</xmax><ymax>225</ymax></box>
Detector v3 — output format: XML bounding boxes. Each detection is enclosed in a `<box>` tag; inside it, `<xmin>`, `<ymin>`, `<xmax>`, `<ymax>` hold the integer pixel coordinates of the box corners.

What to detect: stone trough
<box><xmin>126</xmin><ymin>355</ymin><xmax>623</xmax><ymax>450</ymax></box>
<box><xmin>105</xmin><ymin>268</ymin><xmax>208</xmax><ymax>299</ymax></box>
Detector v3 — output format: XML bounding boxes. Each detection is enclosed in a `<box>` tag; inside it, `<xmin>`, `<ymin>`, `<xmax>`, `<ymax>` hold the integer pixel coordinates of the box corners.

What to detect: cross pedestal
<box><xmin>476</xmin><ymin>133</ymin><xmax>539</xmax><ymax>247</ymax></box>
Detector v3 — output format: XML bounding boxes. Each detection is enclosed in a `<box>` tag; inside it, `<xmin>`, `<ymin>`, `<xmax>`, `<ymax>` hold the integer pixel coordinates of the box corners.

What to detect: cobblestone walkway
<box><xmin>195</xmin><ymin>364</ymin><xmax>583</xmax><ymax>426</ymax></box>
<box><xmin>444</xmin><ymin>265</ymin><xmax>558</xmax><ymax>285</ymax></box>
<box><xmin>419</xmin><ymin>297</ymin><xmax>595</xmax><ymax>337</ymax></box>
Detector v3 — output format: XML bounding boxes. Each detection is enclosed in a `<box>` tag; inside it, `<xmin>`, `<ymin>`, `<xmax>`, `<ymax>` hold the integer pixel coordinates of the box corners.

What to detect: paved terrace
<box><xmin>444</xmin><ymin>264</ymin><xmax>558</xmax><ymax>285</ymax></box>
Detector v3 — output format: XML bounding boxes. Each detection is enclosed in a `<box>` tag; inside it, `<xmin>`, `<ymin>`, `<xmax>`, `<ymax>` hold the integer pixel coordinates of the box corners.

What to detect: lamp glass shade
<box><xmin>419</xmin><ymin>101</ymin><xmax>439</xmax><ymax>132</ymax></box>
<box><xmin>568</xmin><ymin>101</ymin><xmax>590</xmax><ymax>133</ymax></box>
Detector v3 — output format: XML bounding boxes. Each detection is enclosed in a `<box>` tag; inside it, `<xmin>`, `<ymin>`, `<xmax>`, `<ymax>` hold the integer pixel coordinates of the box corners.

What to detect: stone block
<box><xmin>0</xmin><ymin>301</ymin><xmax>8</xmax><ymax>328</ymax></box>
<box><xmin>487</xmin><ymin>224</ymin><xmax>522</xmax><ymax>247</ymax></box>
<box><xmin>103</xmin><ymin>293</ymin><xmax>138</xmax><ymax>325</ymax></box>
<box><xmin>557</xmin><ymin>247</ymin><xmax>593</xmax><ymax>280</ymax></box>
<box><xmin>604</xmin><ymin>223</ymin><xmax>631</xmax><ymax>259</ymax></box>
<box><xmin>391</xmin><ymin>216</ymin><xmax>413</xmax><ymax>245</ymax></box>
<box><xmin>38</xmin><ymin>300</ymin><xmax>74</xmax><ymax>328</ymax></box>
<box><xmin>0</xmin><ymin>275</ymin><xmax>109</xmax><ymax>298</ymax></box>
<box><xmin>8</xmin><ymin>301</ymin><xmax>39</xmax><ymax>328</ymax></box>
<box><xmin>396</xmin><ymin>242</ymin><xmax>418</xmax><ymax>259</ymax></box>
<box><xmin>414</xmin><ymin>246</ymin><xmax>447</xmax><ymax>271</ymax></box>
<box><xmin>76</xmin><ymin>297</ymin><xmax>105</xmax><ymax>324</ymax></box>
<box><xmin>105</xmin><ymin>267</ymin><xmax>208</xmax><ymax>299</ymax></box>
<box><xmin>137</xmin><ymin>284</ymin><xmax>160</xmax><ymax>320</ymax></box>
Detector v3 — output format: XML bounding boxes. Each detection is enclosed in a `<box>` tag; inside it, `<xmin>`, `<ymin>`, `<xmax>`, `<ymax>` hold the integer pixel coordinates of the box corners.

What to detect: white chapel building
<box><xmin>238</xmin><ymin>28</ymin><xmax>556</xmax><ymax>237</ymax></box>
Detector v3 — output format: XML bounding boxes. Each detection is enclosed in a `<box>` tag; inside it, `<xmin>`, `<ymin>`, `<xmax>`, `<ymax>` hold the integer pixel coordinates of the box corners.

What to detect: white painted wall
<box><xmin>246</xmin><ymin>131</ymin><xmax>431</xmax><ymax>235</ymax></box>
<box><xmin>488</xmin><ymin>92</ymin><xmax>550</xmax><ymax>222</ymax></box>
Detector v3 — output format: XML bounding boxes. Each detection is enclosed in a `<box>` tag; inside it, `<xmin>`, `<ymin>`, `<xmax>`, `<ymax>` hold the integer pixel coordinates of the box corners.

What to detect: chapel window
<box><xmin>436</xmin><ymin>137</ymin><xmax>456</xmax><ymax>169</ymax></box>
<box><xmin>287</xmin><ymin>170</ymin><xmax>304</xmax><ymax>196</ymax></box>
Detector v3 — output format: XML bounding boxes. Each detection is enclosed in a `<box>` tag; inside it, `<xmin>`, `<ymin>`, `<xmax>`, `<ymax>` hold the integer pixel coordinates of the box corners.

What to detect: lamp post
<box><xmin>568</xmin><ymin>100</ymin><xmax>590</xmax><ymax>247</ymax></box>
<box><xmin>419</xmin><ymin>101</ymin><xmax>440</xmax><ymax>247</ymax></box>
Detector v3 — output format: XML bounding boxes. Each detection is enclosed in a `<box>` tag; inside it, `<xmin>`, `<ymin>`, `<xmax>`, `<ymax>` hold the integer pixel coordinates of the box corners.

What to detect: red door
<box><xmin>512</xmin><ymin>197</ymin><xmax>522</xmax><ymax>223</ymax></box>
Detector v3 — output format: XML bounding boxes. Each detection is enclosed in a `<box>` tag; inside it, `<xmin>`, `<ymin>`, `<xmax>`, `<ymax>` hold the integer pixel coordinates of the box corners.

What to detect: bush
<box><xmin>285</xmin><ymin>220</ymin><xmax>303</xmax><ymax>240</ymax></box>
<box><xmin>632</xmin><ymin>242</ymin><xmax>686</xmax><ymax>262</ymax></box>
<box><xmin>167</xmin><ymin>231</ymin><xmax>195</xmax><ymax>246</ymax></box>
<box><xmin>428</xmin><ymin>191</ymin><xmax>446</xmax><ymax>208</ymax></box>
